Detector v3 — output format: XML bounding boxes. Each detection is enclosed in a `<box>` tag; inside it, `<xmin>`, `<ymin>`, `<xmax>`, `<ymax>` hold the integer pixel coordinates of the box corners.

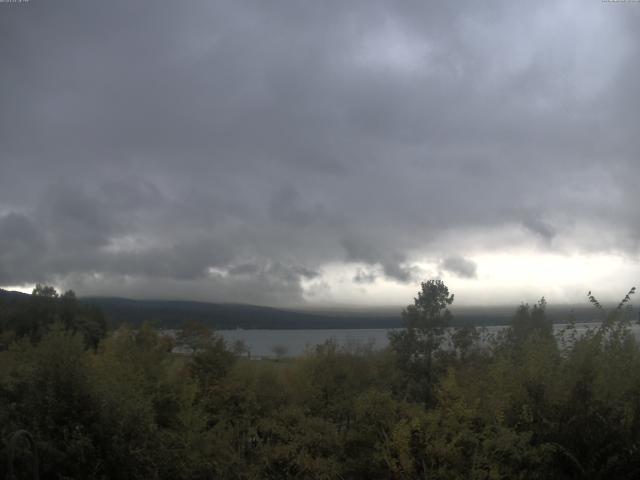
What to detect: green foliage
<box><xmin>451</xmin><ymin>324</ymin><xmax>481</xmax><ymax>360</ymax></box>
<box><xmin>0</xmin><ymin>285</ymin><xmax>106</xmax><ymax>348</ymax></box>
<box><xmin>3</xmin><ymin>281</ymin><xmax>640</xmax><ymax>478</ymax></box>
<box><xmin>191</xmin><ymin>334</ymin><xmax>237</xmax><ymax>392</ymax></box>
<box><xmin>507</xmin><ymin>297</ymin><xmax>553</xmax><ymax>347</ymax></box>
<box><xmin>32</xmin><ymin>284</ymin><xmax>59</xmax><ymax>298</ymax></box>
<box><xmin>0</xmin><ymin>325</ymin><xmax>97</xmax><ymax>479</ymax></box>
<box><xmin>389</xmin><ymin>279</ymin><xmax>456</xmax><ymax>404</ymax></box>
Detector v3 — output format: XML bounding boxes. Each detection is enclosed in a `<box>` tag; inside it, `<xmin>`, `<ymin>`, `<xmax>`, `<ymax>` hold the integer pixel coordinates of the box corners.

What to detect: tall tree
<box><xmin>389</xmin><ymin>279</ymin><xmax>454</xmax><ymax>404</ymax></box>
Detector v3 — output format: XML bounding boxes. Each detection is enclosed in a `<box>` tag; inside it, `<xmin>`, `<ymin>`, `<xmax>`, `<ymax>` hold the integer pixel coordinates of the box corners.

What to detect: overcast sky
<box><xmin>1</xmin><ymin>0</ymin><xmax>639</xmax><ymax>307</ymax></box>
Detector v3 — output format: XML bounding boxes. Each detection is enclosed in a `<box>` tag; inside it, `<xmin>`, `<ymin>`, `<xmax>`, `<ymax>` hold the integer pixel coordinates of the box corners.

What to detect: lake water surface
<box><xmin>217</xmin><ymin>322</ymin><xmax>640</xmax><ymax>358</ymax></box>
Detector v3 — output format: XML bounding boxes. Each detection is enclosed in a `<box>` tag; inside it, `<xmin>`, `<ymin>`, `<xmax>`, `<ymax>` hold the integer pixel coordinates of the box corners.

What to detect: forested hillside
<box><xmin>81</xmin><ymin>296</ymin><xmax>402</xmax><ymax>330</ymax></box>
<box><xmin>79</xmin><ymin>295</ymin><xmax>604</xmax><ymax>330</ymax></box>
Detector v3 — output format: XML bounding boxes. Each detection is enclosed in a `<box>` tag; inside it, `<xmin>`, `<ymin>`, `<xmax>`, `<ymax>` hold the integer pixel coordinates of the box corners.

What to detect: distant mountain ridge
<box><xmin>1</xmin><ymin>289</ymin><xmax>606</xmax><ymax>330</ymax></box>
<box><xmin>77</xmin><ymin>297</ymin><xmax>606</xmax><ymax>330</ymax></box>
<box><xmin>81</xmin><ymin>296</ymin><xmax>403</xmax><ymax>330</ymax></box>
<box><xmin>0</xmin><ymin>288</ymin><xmax>30</xmax><ymax>299</ymax></box>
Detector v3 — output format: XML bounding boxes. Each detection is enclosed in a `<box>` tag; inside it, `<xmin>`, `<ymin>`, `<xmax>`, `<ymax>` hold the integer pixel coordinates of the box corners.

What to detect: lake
<box><xmin>217</xmin><ymin>322</ymin><xmax>640</xmax><ymax>358</ymax></box>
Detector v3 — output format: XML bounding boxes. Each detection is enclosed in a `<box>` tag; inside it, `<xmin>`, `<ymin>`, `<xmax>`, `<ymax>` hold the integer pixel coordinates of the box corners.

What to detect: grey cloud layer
<box><xmin>440</xmin><ymin>256</ymin><xmax>477</xmax><ymax>279</ymax></box>
<box><xmin>1</xmin><ymin>0</ymin><xmax>638</xmax><ymax>304</ymax></box>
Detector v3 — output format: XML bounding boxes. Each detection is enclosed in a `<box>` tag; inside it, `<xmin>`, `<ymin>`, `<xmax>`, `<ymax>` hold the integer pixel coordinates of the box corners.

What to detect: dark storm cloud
<box><xmin>522</xmin><ymin>216</ymin><xmax>556</xmax><ymax>244</ymax></box>
<box><xmin>1</xmin><ymin>0</ymin><xmax>639</xmax><ymax>303</ymax></box>
<box><xmin>0</xmin><ymin>212</ymin><xmax>47</xmax><ymax>284</ymax></box>
<box><xmin>440</xmin><ymin>256</ymin><xmax>478</xmax><ymax>279</ymax></box>
<box><xmin>268</xmin><ymin>185</ymin><xmax>326</xmax><ymax>227</ymax></box>
<box><xmin>341</xmin><ymin>236</ymin><xmax>420</xmax><ymax>283</ymax></box>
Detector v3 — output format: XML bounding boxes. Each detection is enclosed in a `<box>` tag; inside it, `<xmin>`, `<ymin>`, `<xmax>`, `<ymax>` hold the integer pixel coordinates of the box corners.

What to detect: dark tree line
<box><xmin>0</xmin><ymin>284</ymin><xmax>106</xmax><ymax>349</ymax></box>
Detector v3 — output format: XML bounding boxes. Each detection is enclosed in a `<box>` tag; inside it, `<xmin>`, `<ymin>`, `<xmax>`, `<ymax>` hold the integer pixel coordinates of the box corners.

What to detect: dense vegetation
<box><xmin>2</xmin><ymin>281</ymin><xmax>640</xmax><ymax>479</ymax></box>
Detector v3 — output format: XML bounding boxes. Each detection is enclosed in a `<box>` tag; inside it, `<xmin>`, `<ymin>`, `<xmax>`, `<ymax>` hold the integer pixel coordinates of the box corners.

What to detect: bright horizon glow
<box><xmin>1</xmin><ymin>284</ymin><xmax>36</xmax><ymax>294</ymax></box>
<box><xmin>2</xmin><ymin>253</ymin><xmax>638</xmax><ymax>309</ymax></box>
<box><xmin>302</xmin><ymin>252</ymin><xmax>640</xmax><ymax>307</ymax></box>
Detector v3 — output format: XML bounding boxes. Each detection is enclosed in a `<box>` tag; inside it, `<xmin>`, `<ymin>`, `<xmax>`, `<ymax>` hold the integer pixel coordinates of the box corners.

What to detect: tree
<box><xmin>506</xmin><ymin>297</ymin><xmax>552</xmax><ymax>348</ymax></box>
<box><xmin>389</xmin><ymin>279</ymin><xmax>454</xmax><ymax>404</ymax></box>
<box><xmin>451</xmin><ymin>324</ymin><xmax>480</xmax><ymax>360</ymax></box>
<box><xmin>0</xmin><ymin>284</ymin><xmax>107</xmax><ymax>347</ymax></box>
<box><xmin>32</xmin><ymin>284</ymin><xmax>58</xmax><ymax>298</ymax></box>
<box><xmin>190</xmin><ymin>334</ymin><xmax>236</xmax><ymax>392</ymax></box>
